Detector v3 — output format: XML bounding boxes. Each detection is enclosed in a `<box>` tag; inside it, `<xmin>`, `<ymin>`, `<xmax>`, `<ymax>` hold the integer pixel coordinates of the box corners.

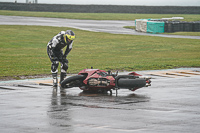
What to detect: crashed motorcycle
<box><xmin>61</xmin><ymin>68</ymin><xmax>151</xmax><ymax>94</ymax></box>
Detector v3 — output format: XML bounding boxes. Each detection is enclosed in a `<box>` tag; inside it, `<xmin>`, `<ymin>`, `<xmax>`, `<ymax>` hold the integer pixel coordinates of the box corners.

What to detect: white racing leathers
<box><xmin>47</xmin><ymin>31</ymin><xmax>73</xmax><ymax>79</ymax></box>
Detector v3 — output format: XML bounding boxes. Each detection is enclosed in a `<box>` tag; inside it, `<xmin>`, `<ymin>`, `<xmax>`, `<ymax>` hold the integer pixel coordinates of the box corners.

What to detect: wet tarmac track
<box><xmin>0</xmin><ymin>68</ymin><xmax>200</xmax><ymax>133</ymax></box>
<box><xmin>1</xmin><ymin>15</ymin><xmax>200</xmax><ymax>39</ymax></box>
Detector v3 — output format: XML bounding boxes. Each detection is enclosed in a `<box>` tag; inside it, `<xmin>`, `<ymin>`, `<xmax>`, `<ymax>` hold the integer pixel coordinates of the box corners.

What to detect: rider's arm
<box><xmin>51</xmin><ymin>38</ymin><xmax>58</xmax><ymax>48</ymax></box>
<box><xmin>64</xmin><ymin>42</ymin><xmax>73</xmax><ymax>57</ymax></box>
<box><xmin>50</xmin><ymin>32</ymin><xmax>62</xmax><ymax>52</ymax></box>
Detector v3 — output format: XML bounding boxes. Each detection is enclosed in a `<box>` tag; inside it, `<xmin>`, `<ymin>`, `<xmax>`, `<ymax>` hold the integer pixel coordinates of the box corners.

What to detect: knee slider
<box><xmin>61</xmin><ymin>62</ymin><xmax>68</xmax><ymax>71</ymax></box>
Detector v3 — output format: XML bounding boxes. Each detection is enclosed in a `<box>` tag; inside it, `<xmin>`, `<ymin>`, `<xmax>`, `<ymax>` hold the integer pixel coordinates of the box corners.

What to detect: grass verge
<box><xmin>1</xmin><ymin>10</ymin><xmax>200</xmax><ymax>21</ymax></box>
<box><xmin>124</xmin><ymin>26</ymin><xmax>200</xmax><ymax>36</ymax></box>
<box><xmin>163</xmin><ymin>32</ymin><xmax>200</xmax><ymax>36</ymax></box>
<box><xmin>0</xmin><ymin>25</ymin><xmax>200</xmax><ymax>79</ymax></box>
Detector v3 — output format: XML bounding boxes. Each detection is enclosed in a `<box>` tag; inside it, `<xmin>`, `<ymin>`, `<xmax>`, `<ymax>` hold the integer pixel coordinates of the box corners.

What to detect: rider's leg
<box><xmin>60</xmin><ymin>59</ymin><xmax>68</xmax><ymax>84</ymax></box>
<box><xmin>51</xmin><ymin>61</ymin><xmax>59</xmax><ymax>87</ymax></box>
<box><xmin>47</xmin><ymin>47</ymin><xmax>59</xmax><ymax>87</ymax></box>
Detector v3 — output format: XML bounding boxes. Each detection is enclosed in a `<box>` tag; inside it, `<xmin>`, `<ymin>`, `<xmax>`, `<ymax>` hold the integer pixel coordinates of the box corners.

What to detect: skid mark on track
<box><xmin>0</xmin><ymin>86</ymin><xmax>15</xmax><ymax>90</ymax></box>
<box><xmin>146</xmin><ymin>70</ymin><xmax>200</xmax><ymax>78</ymax></box>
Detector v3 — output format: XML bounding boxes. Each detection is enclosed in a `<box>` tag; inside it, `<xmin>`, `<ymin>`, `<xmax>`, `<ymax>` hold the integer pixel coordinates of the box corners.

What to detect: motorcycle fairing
<box><xmin>78</xmin><ymin>69</ymin><xmax>115</xmax><ymax>91</ymax></box>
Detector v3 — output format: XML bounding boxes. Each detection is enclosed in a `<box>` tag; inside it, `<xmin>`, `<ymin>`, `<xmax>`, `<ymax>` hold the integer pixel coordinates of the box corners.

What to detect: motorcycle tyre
<box><xmin>117</xmin><ymin>78</ymin><xmax>146</xmax><ymax>89</ymax></box>
<box><xmin>61</xmin><ymin>75</ymin><xmax>86</xmax><ymax>88</ymax></box>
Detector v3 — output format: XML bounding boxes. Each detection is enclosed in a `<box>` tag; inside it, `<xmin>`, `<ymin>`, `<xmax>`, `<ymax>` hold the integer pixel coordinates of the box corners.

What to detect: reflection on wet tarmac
<box><xmin>1</xmin><ymin>68</ymin><xmax>200</xmax><ymax>133</ymax></box>
<box><xmin>48</xmin><ymin>87</ymin><xmax>151</xmax><ymax>132</ymax></box>
<box><xmin>51</xmin><ymin>87</ymin><xmax>150</xmax><ymax>109</ymax></box>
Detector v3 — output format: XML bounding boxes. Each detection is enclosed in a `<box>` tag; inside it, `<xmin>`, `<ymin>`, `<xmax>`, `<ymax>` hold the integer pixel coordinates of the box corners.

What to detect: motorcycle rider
<box><xmin>47</xmin><ymin>30</ymin><xmax>75</xmax><ymax>87</ymax></box>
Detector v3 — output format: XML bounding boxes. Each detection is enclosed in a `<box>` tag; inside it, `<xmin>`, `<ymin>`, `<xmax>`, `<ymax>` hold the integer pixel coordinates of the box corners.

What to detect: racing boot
<box><xmin>60</xmin><ymin>72</ymin><xmax>66</xmax><ymax>85</ymax></box>
<box><xmin>52</xmin><ymin>73</ymin><xmax>58</xmax><ymax>87</ymax></box>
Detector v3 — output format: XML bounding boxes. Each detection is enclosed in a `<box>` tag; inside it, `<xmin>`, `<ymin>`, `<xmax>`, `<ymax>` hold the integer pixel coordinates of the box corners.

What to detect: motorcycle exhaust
<box><xmin>141</xmin><ymin>77</ymin><xmax>151</xmax><ymax>87</ymax></box>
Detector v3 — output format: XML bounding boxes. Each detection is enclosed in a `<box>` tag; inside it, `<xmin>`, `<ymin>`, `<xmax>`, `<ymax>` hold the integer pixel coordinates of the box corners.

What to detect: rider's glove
<box><xmin>62</xmin><ymin>55</ymin><xmax>66</xmax><ymax>60</ymax></box>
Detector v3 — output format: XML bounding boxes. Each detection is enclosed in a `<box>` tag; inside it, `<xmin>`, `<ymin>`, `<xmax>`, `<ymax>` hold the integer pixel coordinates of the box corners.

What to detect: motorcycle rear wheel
<box><xmin>117</xmin><ymin>78</ymin><xmax>146</xmax><ymax>89</ymax></box>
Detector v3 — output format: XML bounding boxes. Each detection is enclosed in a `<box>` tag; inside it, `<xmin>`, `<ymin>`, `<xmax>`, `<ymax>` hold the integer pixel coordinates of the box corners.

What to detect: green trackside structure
<box><xmin>135</xmin><ymin>18</ymin><xmax>200</xmax><ymax>34</ymax></box>
<box><xmin>146</xmin><ymin>21</ymin><xmax>165</xmax><ymax>34</ymax></box>
<box><xmin>135</xmin><ymin>19</ymin><xmax>165</xmax><ymax>34</ymax></box>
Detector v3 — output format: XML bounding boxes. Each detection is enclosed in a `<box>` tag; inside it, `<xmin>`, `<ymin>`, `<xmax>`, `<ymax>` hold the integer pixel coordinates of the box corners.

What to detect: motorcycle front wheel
<box><xmin>61</xmin><ymin>75</ymin><xmax>86</xmax><ymax>88</ymax></box>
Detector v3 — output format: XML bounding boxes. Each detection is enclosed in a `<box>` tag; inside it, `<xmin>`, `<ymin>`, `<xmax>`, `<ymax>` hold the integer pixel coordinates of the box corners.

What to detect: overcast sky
<box><xmin>1</xmin><ymin>0</ymin><xmax>200</xmax><ymax>6</ymax></box>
